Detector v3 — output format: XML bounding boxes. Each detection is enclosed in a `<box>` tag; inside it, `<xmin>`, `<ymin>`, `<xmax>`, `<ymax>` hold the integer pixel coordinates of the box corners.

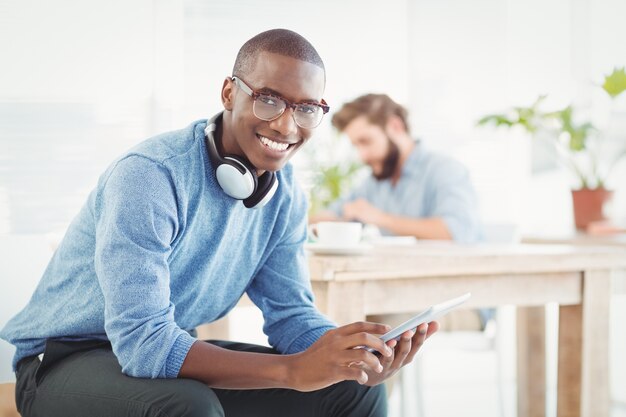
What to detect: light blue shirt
<box><xmin>330</xmin><ymin>142</ymin><xmax>482</xmax><ymax>243</ymax></box>
<box><xmin>1</xmin><ymin>119</ymin><xmax>335</xmax><ymax>378</ymax></box>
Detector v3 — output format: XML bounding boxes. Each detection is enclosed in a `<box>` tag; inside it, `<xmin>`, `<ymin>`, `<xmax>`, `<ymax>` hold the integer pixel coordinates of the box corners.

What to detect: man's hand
<box><xmin>287</xmin><ymin>320</ymin><xmax>439</xmax><ymax>392</ymax></box>
<box><xmin>286</xmin><ymin>322</ymin><xmax>393</xmax><ymax>392</ymax></box>
<box><xmin>342</xmin><ymin>199</ymin><xmax>385</xmax><ymax>225</ymax></box>
<box><xmin>361</xmin><ymin>321</ymin><xmax>439</xmax><ymax>386</ymax></box>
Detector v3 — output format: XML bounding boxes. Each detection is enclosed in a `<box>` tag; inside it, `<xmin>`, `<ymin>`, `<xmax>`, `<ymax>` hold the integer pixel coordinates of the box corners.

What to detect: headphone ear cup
<box><xmin>216</xmin><ymin>156</ymin><xmax>258</xmax><ymax>200</ymax></box>
<box><xmin>205</xmin><ymin>119</ymin><xmax>259</xmax><ymax>200</ymax></box>
<box><xmin>244</xmin><ymin>171</ymin><xmax>278</xmax><ymax>209</ymax></box>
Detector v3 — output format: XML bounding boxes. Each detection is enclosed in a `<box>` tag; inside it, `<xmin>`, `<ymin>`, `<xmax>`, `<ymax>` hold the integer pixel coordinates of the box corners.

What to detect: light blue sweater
<box><xmin>1</xmin><ymin>119</ymin><xmax>336</xmax><ymax>378</ymax></box>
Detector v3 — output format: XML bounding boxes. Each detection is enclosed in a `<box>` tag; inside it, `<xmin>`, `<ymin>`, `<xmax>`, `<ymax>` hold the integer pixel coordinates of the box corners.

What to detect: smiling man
<box><xmin>1</xmin><ymin>30</ymin><xmax>438</xmax><ymax>417</ymax></box>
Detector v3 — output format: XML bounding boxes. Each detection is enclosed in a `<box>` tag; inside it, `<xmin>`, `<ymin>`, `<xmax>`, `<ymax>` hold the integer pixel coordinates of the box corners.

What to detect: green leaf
<box><xmin>477</xmin><ymin>114</ymin><xmax>515</xmax><ymax>128</ymax></box>
<box><xmin>477</xmin><ymin>95</ymin><xmax>547</xmax><ymax>134</ymax></box>
<box><xmin>602</xmin><ymin>67</ymin><xmax>626</xmax><ymax>98</ymax></box>
<box><xmin>569</xmin><ymin>131</ymin><xmax>586</xmax><ymax>151</ymax></box>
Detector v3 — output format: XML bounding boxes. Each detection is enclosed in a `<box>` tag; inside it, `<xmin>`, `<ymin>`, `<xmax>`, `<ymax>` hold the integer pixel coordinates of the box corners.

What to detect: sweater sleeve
<box><xmin>246</xmin><ymin>187</ymin><xmax>336</xmax><ymax>354</ymax></box>
<box><xmin>94</xmin><ymin>155</ymin><xmax>195</xmax><ymax>378</ymax></box>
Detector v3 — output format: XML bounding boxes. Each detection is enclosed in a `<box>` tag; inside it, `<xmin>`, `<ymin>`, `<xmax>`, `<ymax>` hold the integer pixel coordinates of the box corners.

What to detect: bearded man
<box><xmin>312</xmin><ymin>94</ymin><xmax>482</xmax><ymax>243</ymax></box>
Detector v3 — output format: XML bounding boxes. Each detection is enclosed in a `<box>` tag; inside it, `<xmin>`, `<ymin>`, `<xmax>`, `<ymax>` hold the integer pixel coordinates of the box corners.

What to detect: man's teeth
<box><xmin>259</xmin><ymin>135</ymin><xmax>289</xmax><ymax>151</ymax></box>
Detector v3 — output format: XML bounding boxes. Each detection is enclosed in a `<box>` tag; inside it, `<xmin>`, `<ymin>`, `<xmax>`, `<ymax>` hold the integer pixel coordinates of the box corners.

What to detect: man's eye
<box><xmin>297</xmin><ymin>104</ymin><xmax>317</xmax><ymax>115</ymax></box>
<box><xmin>258</xmin><ymin>95</ymin><xmax>279</xmax><ymax>106</ymax></box>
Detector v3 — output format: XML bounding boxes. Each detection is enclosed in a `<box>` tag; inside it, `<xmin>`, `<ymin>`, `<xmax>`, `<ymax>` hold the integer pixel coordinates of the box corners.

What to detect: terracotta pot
<box><xmin>571</xmin><ymin>188</ymin><xmax>613</xmax><ymax>230</ymax></box>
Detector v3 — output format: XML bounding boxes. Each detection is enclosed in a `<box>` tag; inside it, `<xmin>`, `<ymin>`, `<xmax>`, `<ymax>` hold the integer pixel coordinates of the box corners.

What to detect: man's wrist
<box><xmin>280</xmin><ymin>352</ymin><xmax>304</xmax><ymax>391</ymax></box>
<box><xmin>274</xmin><ymin>353</ymin><xmax>296</xmax><ymax>389</ymax></box>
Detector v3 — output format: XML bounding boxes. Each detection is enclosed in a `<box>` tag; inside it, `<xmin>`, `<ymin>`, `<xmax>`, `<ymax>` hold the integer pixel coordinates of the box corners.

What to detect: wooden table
<box><xmin>524</xmin><ymin>232</ymin><xmax>626</xmax><ymax>295</ymax></box>
<box><xmin>307</xmin><ymin>242</ymin><xmax>626</xmax><ymax>417</ymax></box>
<box><xmin>523</xmin><ymin>232</ymin><xmax>626</xmax><ymax>247</ymax></box>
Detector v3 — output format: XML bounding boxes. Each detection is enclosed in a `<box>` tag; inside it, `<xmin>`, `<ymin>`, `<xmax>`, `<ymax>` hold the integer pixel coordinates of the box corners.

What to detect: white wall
<box><xmin>2</xmin><ymin>0</ymin><xmax>625</xmax><ymax>236</ymax></box>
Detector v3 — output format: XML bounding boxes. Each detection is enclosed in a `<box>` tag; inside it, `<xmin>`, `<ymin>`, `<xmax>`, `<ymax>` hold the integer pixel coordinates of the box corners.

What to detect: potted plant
<box><xmin>478</xmin><ymin>67</ymin><xmax>626</xmax><ymax>229</ymax></box>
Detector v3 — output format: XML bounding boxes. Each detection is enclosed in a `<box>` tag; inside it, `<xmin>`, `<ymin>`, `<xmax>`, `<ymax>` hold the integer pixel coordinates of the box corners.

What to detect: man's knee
<box><xmin>152</xmin><ymin>380</ymin><xmax>224</xmax><ymax>417</ymax></box>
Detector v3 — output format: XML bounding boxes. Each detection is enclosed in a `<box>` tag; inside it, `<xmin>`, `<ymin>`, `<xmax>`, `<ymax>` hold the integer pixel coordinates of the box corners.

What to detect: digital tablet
<box><xmin>364</xmin><ymin>292</ymin><xmax>471</xmax><ymax>353</ymax></box>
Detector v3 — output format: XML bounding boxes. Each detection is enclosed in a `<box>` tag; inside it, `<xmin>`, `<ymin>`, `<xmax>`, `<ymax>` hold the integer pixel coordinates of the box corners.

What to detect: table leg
<box><xmin>557</xmin><ymin>269</ymin><xmax>611</xmax><ymax>417</ymax></box>
<box><xmin>0</xmin><ymin>383</ymin><xmax>19</xmax><ymax>417</ymax></box>
<box><xmin>517</xmin><ymin>306</ymin><xmax>546</xmax><ymax>417</ymax></box>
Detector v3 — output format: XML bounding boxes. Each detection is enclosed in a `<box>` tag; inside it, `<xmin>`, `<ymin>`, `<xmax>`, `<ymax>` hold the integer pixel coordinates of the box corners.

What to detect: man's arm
<box><xmin>179</xmin><ymin>321</ymin><xmax>438</xmax><ymax>391</ymax></box>
<box><xmin>341</xmin><ymin>198</ymin><xmax>452</xmax><ymax>240</ymax></box>
<box><xmin>95</xmin><ymin>156</ymin><xmax>197</xmax><ymax>378</ymax></box>
<box><xmin>376</xmin><ymin>213</ymin><xmax>452</xmax><ymax>240</ymax></box>
<box><xmin>178</xmin><ymin>322</ymin><xmax>394</xmax><ymax>391</ymax></box>
<box><xmin>310</xmin><ymin>200</ymin><xmax>452</xmax><ymax>239</ymax></box>
<box><xmin>341</xmin><ymin>156</ymin><xmax>482</xmax><ymax>242</ymax></box>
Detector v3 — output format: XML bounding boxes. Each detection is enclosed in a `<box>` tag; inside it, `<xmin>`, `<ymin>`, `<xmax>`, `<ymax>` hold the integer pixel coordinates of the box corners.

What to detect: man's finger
<box><xmin>335</xmin><ymin>321</ymin><xmax>391</xmax><ymax>337</ymax></box>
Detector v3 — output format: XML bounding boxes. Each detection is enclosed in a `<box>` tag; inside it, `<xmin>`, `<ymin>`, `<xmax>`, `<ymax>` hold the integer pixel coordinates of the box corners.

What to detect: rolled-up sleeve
<box><xmin>94</xmin><ymin>155</ymin><xmax>195</xmax><ymax>378</ymax></box>
<box><xmin>428</xmin><ymin>159</ymin><xmax>483</xmax><ymax>243</ymax></box>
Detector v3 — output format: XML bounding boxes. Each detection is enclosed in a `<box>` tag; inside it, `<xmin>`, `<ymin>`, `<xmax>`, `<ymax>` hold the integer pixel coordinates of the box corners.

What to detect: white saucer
<box><xmin>304</xmin><ymin>242</ymin><xmax>373</xmax><ymax>256</ymax></box>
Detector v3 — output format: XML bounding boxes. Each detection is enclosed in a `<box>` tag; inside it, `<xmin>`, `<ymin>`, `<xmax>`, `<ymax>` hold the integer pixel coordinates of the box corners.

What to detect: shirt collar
<box><xmin>400</xmin><ymin>140</ymin><xmax>424</xmax><ymax>177</ymax></box>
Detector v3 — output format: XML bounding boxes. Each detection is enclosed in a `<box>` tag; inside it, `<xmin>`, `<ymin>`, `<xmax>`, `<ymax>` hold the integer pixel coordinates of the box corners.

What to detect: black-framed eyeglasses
<box><xmin>231</xmin><ymin>76</ymin><xmax>330</xmax><ymax>129</ymax></box>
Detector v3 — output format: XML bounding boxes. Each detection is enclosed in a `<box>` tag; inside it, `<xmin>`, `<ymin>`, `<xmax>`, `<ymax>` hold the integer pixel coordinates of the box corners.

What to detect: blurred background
<box><xmin>1</xmin><ymin>0</ymin><xmax>625</xmax><ymax>237</ymax></box>
<box><xmin>1</xmin><ymin>1</ymin><xmax>625</xmax><ymax>416</ymax></box>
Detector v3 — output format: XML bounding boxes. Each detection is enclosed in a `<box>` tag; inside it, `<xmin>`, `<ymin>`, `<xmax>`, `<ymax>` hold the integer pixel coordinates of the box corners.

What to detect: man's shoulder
<box><xmin>96</xmin><ymin>120</ymin><xmax>208</xmax><ymax>194</ymax></box>
<box><xmin>274</xmin><ymin>163</ymin><xmax>301</xmax><ymax>199</ymax></box>
<box><xmin>410</xmin><ymin>143</ymin><xmax>467</xmax><ymax>174</ymax></box>
<box><xmin>268</xmin><ymin>163</ymin><xmax>308</xmax><ymax>214</ymax></box>
<box><xmin>127</xmin><ymin>120</ymin><xmax>207</xmax><ymax>165</ymax></box>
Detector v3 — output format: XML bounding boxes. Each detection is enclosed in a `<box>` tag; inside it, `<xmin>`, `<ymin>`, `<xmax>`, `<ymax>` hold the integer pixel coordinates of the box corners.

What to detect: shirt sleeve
<box><xmin>246</xmin><ymin>186</ymin><xmax>336</xmax><ymax>354</ymax></box>
<box><xmin>94</xmin><ymin>155</ymin><xmax>195</xmax><ymax>378</ymax></box>
<box><xmin>427</xmin><ymin>158</ymin><xmax>483</xmax><ymax>243</ymax></box>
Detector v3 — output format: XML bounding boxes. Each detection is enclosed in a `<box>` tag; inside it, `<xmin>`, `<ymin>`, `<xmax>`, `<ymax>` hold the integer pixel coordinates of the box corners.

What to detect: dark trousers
<box><xmin>15</xmin><ymin>340</ymin><xmax>387</xmax><ymax>417</ymax></box>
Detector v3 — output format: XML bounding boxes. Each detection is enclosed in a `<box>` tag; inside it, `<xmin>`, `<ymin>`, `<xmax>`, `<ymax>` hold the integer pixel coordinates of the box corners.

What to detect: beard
<box><xmin>372</xmin><ymin>137</ymin><xmax>400</xmax><ymax>180</ymax></box>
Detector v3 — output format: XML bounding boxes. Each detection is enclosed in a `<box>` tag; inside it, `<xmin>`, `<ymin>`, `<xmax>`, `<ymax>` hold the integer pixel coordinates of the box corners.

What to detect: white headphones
<box><xmin>204</xmin><ymin>113</ymin><xmax>278</xmax><ymax>208</ymax></box>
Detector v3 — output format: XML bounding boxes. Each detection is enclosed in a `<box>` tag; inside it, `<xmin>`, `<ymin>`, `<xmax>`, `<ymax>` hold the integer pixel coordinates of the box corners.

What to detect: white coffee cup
<box><xmin>309</xmin><ymin>221</ymin><xmax>363</xmax><ymax>246</ymax></box>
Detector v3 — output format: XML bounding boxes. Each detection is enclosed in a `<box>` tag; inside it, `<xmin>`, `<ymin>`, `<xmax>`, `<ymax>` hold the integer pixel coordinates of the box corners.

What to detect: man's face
<box><xmin>344</xmin><ymin>115</ymin><xmax>399</xmax><ymax>180</ymax></box>
<box><xmin>222</xmin><ymin>51</ymin><xmax>326</xmax><ymax>173</ymax></box>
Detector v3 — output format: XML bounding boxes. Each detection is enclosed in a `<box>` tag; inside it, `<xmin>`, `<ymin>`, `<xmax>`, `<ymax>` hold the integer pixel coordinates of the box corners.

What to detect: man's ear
<box><xmin>221</xmin><ymin>77</ymin><xmax>234</xmax><ymax>110</ymax></box>
<box><xmin>384</xmin><ymin>115</ymin><xmax>406</xmax><ymax>139</ymax></box>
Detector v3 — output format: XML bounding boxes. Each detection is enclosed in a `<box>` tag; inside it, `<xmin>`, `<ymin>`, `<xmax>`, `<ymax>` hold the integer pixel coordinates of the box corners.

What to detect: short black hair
<box><xmin>232</xmin><ymin>29</ymin><xmax>325</xmax><ymax>78</ymax></box>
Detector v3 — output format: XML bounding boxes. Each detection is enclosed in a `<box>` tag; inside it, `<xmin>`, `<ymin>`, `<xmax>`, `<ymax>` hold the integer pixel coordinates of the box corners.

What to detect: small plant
<box><xmin>302</xmin><ymin>132</ymin><xmax>364</xmax><ymax>216</ymax></box>
<box><xmin>478</xmin><ymin>67</ymin><xmax>626</xmax><ymax>190</ymax></box>
<box><xmin>308</xmin><ymin>162</ymin><xmax>362</xmax><ymax>215</ymax></box>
